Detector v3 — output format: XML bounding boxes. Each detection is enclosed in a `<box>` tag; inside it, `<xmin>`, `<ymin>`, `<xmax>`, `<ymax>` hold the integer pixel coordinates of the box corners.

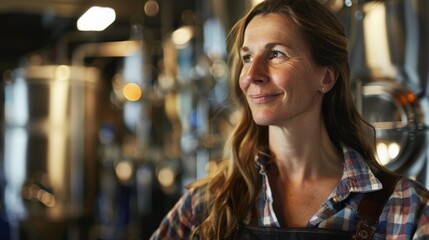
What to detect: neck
<box><xmin>268</xmin><ymin>119</ymin><xmax>343</xmax><ymax>183</ymax></box>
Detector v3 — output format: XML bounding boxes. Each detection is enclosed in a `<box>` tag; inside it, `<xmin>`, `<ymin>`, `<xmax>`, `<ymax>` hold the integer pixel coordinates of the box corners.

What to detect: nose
<box><xmin>242</xmin><ymin>57</ymin><xmax>268</xmax><ymax>84</ymax></box>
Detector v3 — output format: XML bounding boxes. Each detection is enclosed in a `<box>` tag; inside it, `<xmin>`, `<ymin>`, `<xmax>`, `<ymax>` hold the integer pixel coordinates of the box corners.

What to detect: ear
<box><xmin>319</xmin><ymin>66</ymin><xmax>338</xmax><ymax>93</ymax></box>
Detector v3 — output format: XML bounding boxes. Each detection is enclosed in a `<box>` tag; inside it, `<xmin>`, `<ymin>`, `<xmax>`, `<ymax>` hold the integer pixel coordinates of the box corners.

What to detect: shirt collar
<box><xmin>336</xmin><ymin>143</ymin><xmax>382</xmax><ymax>196</ymax></box>
<box><xmin>255</xmin><ymin>143</ymin><xmax>383</xmax><ymax>197</ymax></box>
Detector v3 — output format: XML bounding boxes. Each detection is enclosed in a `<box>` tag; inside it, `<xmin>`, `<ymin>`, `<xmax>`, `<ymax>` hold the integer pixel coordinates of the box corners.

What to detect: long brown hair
<box><xmin>190</xmin><ymin>0</ymin><xmax>379</xmax><ymax>238</ymax></box>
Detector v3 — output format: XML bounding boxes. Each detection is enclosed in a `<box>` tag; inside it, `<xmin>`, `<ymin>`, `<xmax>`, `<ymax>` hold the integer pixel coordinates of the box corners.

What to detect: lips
<box><xmin>248</xmin><ymin>93</ymin><xmax>282</xmax><ymax>104</ymax></box>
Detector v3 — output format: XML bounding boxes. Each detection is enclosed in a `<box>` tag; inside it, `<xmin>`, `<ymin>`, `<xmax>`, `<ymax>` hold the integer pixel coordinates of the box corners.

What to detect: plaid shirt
<box><xmin>150</xmin><ymin>145</ymin><xmax>429</xmax><ymax>239</ymax></box>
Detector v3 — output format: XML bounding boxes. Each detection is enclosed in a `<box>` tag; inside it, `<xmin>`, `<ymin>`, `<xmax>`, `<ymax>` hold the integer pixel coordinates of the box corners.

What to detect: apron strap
<box><xmin>354</xmin><ymin>169</ymin><xmax>401</xmax><ymax>240</ymax></box>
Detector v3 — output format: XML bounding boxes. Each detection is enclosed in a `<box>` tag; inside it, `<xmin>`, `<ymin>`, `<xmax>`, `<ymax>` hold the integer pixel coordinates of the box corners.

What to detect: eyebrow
<box><xmin>240</xmin><ymin>42</ymin><xmax>291</xmax><ymax>53</ymax></box>
<box><xmin>240</xmin><ymin>46</ymin><xmax>249</xmax><ymax>52</ymax></box>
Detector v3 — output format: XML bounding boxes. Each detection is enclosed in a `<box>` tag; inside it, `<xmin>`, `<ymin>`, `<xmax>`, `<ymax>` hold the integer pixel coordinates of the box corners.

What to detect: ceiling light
<box><xmin>77</xmin><ymin>6</ymin><xmax>116</xmax><ymax>31</ymax></box>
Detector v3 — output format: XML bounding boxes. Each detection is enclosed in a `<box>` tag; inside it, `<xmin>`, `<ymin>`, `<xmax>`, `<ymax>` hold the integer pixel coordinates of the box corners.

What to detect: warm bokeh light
<box><xmin>116</xmin><ymin>161</ymin><xmax>134</xmax><ymax>182</ymax></box>
<box><xmin>39</xmin><ymin>191</ymin><xmax>56</xmax><ymax>208</ymax></box>
<box><xmin>172</xmin><ymin>26</ymin><xmax>193</xmax><ymax>47</ymax></box>
<box><xmin>122</xmin><ymin>82</ymin><xmax>142</xmax><ymax>101</ymax></box>
<box><xmin>388</xmin><ymin>142</ymin><xmax>400</xmax><ymax>160</ymax></box>
<box><xmin>407</xmin><ymin>93</ymin><xmax>416</xmax><ymax>103</ymax></box>
<box><xmin>21</xmin><ymin>184</ymin><xmax>56</xmax><ymax>207</ymax></box>
<box><xmin>377</xmin><ymin>142</ymin><xmax>389</xmax><ymax>165</ymax></box>
<box><xmin>158</xmin><ymin>167</ymin><xmax>175</xmax><ymax>188</ymax></box>
<box><xmin>144</xmin><ymin>0</ymin><xmax>159</xmax><ymax>17</ymax></box>
<box><xmin>376</xmin><ymin>141</ymin><xmax>401</xmax><ymax>166</ymax></box>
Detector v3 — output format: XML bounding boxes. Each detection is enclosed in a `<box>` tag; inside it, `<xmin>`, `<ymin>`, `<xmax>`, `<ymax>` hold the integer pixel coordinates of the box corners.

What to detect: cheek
<box><xmin>238</xmin><ymin>73</ymin><xmax>248</xmax><ymax>92</ymax></box>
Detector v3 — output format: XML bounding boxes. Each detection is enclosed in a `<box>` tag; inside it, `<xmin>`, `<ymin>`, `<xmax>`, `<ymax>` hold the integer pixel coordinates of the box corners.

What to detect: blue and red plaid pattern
<box><xmin>150</xmin><ymin>144</ymin><xmax>429</xmax><ymax>239</ymax></box>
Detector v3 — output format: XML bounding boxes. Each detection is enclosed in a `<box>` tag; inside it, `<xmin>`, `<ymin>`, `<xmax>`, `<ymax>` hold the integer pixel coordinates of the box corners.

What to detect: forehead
<box><xmin>243</xmin><ymin>13</ymin><xmax>304</xmax><ymax>47</ymax></box>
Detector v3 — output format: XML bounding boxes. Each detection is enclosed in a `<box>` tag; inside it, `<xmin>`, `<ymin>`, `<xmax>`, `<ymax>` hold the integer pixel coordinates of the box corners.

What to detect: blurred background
<box><xmin>0</xmin><ymin>0</ymin><xmax>428</xmax><ymax>239</ymax></box>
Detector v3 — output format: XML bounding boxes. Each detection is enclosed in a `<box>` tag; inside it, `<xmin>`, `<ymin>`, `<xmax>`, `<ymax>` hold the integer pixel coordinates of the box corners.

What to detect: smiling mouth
<box><xmin>249</xmin><ymin>93</ymin><xmax>282</xmax><ymax>103</ymax></box>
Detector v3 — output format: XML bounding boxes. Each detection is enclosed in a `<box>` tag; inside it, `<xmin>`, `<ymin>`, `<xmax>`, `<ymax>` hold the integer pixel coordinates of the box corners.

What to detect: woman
<box><xmin>151</xmin><ymin>0</ymin><xmax>429</xmax><ymax>239</ymax></box>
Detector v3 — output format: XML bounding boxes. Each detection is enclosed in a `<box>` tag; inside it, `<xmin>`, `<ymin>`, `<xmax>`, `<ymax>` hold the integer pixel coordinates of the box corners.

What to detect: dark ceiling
<box><xmin>0</xmin><ymin>0</ymin><xmax>196</xmax><ymax>74</ymax></box>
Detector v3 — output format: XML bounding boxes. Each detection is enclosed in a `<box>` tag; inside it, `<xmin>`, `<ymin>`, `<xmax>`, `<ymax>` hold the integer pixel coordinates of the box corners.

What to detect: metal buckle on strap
<box><xmin>354</xmin><ymin>216</ymin><xmax>377</xmax><ymax>240</ymax></box>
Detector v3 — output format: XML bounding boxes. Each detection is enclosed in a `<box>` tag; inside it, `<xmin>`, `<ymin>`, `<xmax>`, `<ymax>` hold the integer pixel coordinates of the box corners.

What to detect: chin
<box><xmin>253</xmin><ymin>118</ymin><xmax>273</xmax><ymax>126</ymax></box>
<box><xmin>252</xmin><ymin>112</ymin><xmax>280</xmax><ymax>126</ymax></box>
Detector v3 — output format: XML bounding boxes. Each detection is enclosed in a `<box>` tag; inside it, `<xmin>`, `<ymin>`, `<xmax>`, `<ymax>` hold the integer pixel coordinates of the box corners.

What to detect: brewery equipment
<box><xmin>3</xmin><ymin>65</ymin><xmax>100</xmax><ymax>239</ymax></box>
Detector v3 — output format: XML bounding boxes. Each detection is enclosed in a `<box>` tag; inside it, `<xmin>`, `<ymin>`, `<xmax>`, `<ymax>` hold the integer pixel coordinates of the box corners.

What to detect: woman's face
<box><xmin>239</xmin><ymin>13</ymin><xmax>331</xmax><ymax>127</ymax></box>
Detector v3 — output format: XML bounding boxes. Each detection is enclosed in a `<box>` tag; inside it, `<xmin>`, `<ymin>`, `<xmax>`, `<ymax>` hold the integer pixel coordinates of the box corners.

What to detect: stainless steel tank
<box><xmin>3</xmin><ymin>65</ymin><xmax>100</xmax><ymax>239</ymax></box>
<box><xmin>343</xmin><ymin>0</ymin><xmax>429</xmax><ymax>184</ymax></box>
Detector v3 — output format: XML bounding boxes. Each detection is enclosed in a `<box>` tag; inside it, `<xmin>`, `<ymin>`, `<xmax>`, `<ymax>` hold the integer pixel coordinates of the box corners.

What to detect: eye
<box><xmin>267</xmin><ymin>50</ymin><xmax>285</xmax><ymax>60</ymax></box>
<box><xmin>266</xmin><ymin>50</ymin><xmax>288</xmax><ymax>64</ymax></box>
<box><xmin>241</xmin><ymin>54</ymin><xmax>252</xmax><ymax>63</ymax></box>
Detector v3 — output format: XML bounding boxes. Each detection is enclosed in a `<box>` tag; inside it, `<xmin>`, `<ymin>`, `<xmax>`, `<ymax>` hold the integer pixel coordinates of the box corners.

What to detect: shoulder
<box><xmin>150</xmin><ymin>186</ymin><xmax>208</xmax><ymax>239</ymax></box>
<box><xmin>385</xmin><ymin>177</ymin><xmax>429</xmax><ymax>227</ymax></box>
<box><xmin>386</xmin><ymin>176</ymin><xmax>429</xmax><ymax>214</ymax></box>
<box><xmin>380</xmin><ymin>177</ymin><xmax>429</xmax><ymax>238</ymax></box>
<box><xmin>391</xmin><ymin>177</ymin><xmax>429</xmax><ymax>203</ymax></box>
<box><xmin>170</xmin><ymin>186</ymin><xmax>208</xmax><ymax>222</ymax></box>
<box><xmin>374</xmin><ymin>177</ymin><xmax>429</xmax><ymax>239</ymax></box>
